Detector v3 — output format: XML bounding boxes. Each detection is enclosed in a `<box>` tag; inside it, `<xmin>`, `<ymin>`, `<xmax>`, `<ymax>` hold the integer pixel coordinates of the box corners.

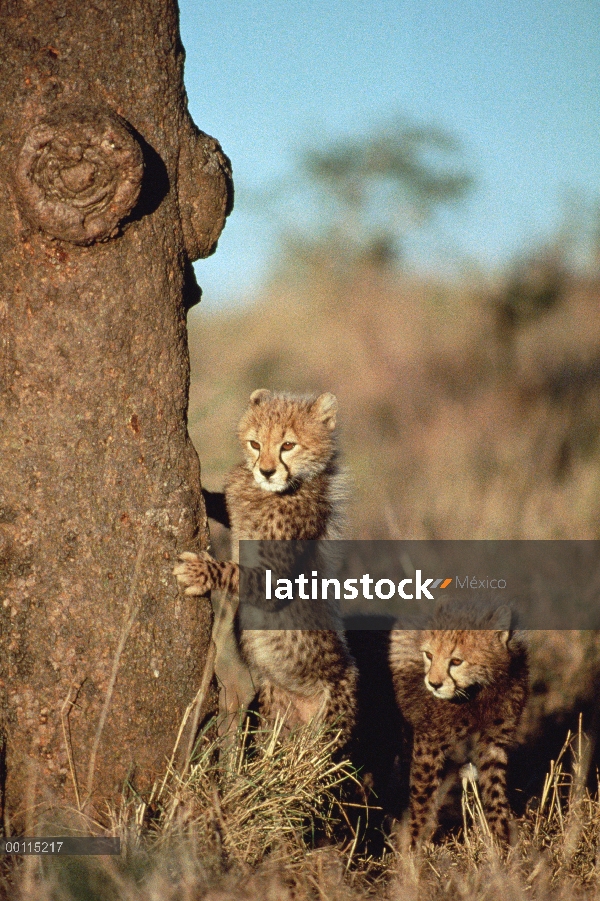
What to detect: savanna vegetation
<box><xmin>6</xmin><ymin>718</ymin><xmax>600</xmax><ymax>900</ymax></box>
<box><xmin>5</xmin><ymin>63</ymin><xmax>600</xmax><ymax>898</ymax></box>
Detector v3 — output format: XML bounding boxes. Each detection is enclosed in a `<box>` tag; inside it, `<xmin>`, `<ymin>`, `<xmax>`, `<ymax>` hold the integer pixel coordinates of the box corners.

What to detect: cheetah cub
<box><xmin>174</xmin><ymin>389</ymin><xmax>358</xmax><ymax>745</ymax></box>
<box><xmin>389</xmin><ymin>601</ymin><xmax>528</xmax><ymax>846</ymax></box>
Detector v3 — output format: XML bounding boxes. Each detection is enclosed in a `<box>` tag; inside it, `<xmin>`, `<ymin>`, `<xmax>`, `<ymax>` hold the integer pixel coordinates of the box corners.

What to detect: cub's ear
<box><xmin>491</xmin><ymin>604</ymin><xmax>512</xmax><ymax>645</ymax></box>
<box><xmin>313</xmin><ymin>392</ymin><xmax>338</xmax><ymax>431</ymax></box>
<box><xmin>250</xmin><ymin>389</ymin><xmax>272</xmax><ymax>406</ymax></box>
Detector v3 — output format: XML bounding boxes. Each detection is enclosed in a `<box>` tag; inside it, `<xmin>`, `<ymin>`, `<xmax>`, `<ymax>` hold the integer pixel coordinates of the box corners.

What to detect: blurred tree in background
<box><xmin>256</xmin><ymin>119</ymin><xmax>474</xmax><ymax>274</ymax></box>
<box><xmin>489</xmin><ymin>189</ymin><xmax>600</xmax><ymax>358</ymax></box>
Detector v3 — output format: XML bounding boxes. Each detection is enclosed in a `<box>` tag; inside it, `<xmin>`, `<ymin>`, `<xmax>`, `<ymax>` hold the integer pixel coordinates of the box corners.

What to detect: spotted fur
<box><xmin>174</xmin><ymin>389</ymin><xmax>357</xmax><ymax>745</ymax></box>
<box><xmin>389</xmin><ymin>601</ymin><xmax>529</xmax><ymax>846</ymax></box>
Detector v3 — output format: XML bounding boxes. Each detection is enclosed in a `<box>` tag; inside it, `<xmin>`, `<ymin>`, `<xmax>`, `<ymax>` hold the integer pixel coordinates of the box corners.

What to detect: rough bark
<box><xmin>0</xmin><ymin>0</ymin><xmax>232</xmax><ymax>829</ymax></box>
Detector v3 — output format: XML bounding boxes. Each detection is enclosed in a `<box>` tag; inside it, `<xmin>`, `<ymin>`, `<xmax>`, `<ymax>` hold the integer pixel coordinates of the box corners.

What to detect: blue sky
<box><xmin>178</xmin><ymin>0</ymin><xmax>600</xmax><ymax>305</ymax></box>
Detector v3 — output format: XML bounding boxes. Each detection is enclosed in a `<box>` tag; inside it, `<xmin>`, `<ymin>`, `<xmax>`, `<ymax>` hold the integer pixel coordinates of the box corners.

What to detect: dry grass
<box><xmin>3</xmin><ymin>718</ymin><xmax>370</xmax><ymax>900</ymax></box>
<box><xmin>147</xmin><ymin>715</ymin><xmax>360</xmax><ymax>868</ymax></box>
<box><xmin>5</xmin><ymin>717</ymin><xmax>600</xmax><ymax>900</ymax></box>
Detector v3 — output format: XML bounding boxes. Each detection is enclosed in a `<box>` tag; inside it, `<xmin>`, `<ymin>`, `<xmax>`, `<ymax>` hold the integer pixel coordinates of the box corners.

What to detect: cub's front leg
<box><xmin>174</xmin><ymin>551</ymin><xmax>239</xmax><ymax>595</ymax></box>
<box><xmin>474</xmin><ymin>738</ymin><xmax>512</xmax><ymax>843</ymax></box>
<box><xmin>408</xmin><ymin>737</ymin><xmax>446</xmax><ymax>847</ymax></box>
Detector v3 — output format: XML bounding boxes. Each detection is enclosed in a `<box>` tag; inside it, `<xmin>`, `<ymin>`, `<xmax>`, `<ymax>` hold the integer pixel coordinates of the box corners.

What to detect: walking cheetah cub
<box><xmin>389</xmin><ymin>600</ymin><xmax>529</xmax><ymax>846</ymax></box>
<box><xmin>174</xmin><ymin>389</ymin><xmax>358</xmax><ymax>745</ymax></box>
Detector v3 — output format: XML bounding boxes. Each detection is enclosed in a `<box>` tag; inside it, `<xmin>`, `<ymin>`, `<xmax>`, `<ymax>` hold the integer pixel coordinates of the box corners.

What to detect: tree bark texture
<box><xmin>0</xmin><ymin>0</ymin><xmax>232</xmax><ymax>828</ymax></box>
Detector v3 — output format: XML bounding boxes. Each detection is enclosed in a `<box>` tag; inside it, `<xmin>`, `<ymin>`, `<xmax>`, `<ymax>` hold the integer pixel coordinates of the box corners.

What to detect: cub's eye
<box><xmin>249</xmin><ymin>440</ymin><xmax>260</xmax><ymax>451</ymax></box>
<box><xmin>423</xmin><ymin>651</ymin><xmax>433</xmax><ymax>661</ymax></box>
<box><xmin>450</xmin><ymin>658</ymin><xmax>463</xmax><ymax>667</ymax></box>
<box><xmin>281</xmin><ymin>442</ymin><xmax>296</xmax><ymax>452</ymax></box>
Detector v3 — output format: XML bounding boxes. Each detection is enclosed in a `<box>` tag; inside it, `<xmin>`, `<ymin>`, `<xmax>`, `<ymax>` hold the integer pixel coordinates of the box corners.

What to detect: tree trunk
<box><xmin>0</xmin><ymin>0</ymin><xmax>232</xmax><ymax>829</ymax></box>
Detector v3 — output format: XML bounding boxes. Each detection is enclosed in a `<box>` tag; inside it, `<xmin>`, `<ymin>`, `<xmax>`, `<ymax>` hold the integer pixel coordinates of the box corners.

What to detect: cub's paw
<box><xmin>173</xmin><ymin>550</ymin><xmax>218</xmax><ymax>595</ymax></box>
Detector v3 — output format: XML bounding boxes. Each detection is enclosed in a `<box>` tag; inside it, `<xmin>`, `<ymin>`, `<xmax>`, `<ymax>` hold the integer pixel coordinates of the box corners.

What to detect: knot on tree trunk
<box><xmin>177</xmin><ymin>126</ymin><xmax>234</xmax><ymax>261</ymax></box>
<box><xmin>14</xmin><ymin>103</ymin><xmax>144</xmax><ymax>245</ymax></box>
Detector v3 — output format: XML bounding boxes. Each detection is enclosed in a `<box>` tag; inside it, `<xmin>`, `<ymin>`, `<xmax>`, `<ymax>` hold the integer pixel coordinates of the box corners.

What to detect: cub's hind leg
<box><xmin>257</xmin><ymin>660</ymin><xmax>358</xmax><ymax>750</ymax></box>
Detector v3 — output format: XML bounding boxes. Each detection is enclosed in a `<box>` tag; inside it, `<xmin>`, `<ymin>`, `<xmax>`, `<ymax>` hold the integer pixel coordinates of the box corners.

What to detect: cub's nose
<box><xmin>427</xmin><ymin>678</ymin><xmax>443</xmax><ymax>690</ymax></box>
<box><xmin>259</xmin><ymin>467</ymin><xmax>276</xmax><ymax>479</ymax></box>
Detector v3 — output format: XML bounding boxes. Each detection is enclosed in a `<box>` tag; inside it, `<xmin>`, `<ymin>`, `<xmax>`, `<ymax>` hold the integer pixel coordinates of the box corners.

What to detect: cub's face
<box><xmin>238</xmin><ymin>389</ymin><xmax>337</xmax><ymax>493</ymax></box>
<box><xmin>420</xmin><ymin>629</ymin><xmax>510</xmax><ymax>701</ymax></box>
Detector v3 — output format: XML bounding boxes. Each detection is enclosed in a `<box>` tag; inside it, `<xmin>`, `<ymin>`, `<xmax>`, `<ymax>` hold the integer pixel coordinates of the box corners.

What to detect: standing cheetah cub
<box><xmin>174</xmin><ymin>389</ymin><xmax>358</xmax><ymax>746</ymax></box>
<box><xmin>389</xmin><ymin>601</ymin><xmax>528</xmax><ymax>846</ymax></box>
